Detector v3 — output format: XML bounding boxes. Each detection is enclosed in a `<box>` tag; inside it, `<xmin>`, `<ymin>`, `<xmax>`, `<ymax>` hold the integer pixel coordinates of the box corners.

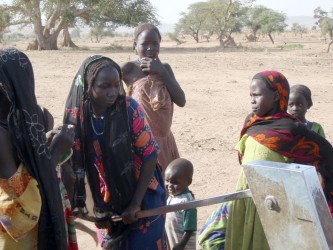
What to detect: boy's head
<box><xmin>288</xmin><ymin>84</ymin><xmax>312</xmax><ymax>122</ymax></box>
<box><xmin>165</xmin><ymin>158</ymin><xmax>193</xmax><ymax>196</ymax></box>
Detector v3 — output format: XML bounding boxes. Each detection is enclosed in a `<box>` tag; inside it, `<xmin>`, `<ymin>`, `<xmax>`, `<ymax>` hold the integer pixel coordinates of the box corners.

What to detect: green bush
<box><xmin>284</xmin><ymin>44</ymin><xmax>304</xmax><ymax>49</ymax></box>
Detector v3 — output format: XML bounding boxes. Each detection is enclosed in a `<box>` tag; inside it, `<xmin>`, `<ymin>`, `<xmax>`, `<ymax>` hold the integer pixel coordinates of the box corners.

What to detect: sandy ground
<box><xmin>1</xmin><ymin>33</ymin><xmax>333</xmax><ymax>249</ymax></box>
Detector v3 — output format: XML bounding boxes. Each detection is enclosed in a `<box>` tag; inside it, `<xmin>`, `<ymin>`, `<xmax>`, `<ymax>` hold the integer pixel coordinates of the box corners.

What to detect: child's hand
<box><xmin>121</xmin><ymin>204</ymin><xmax>140</xmax><ymax>224</ymax></box>
<box><xmin>139</xmin><ymin>57</ymin><xmax>163</xmax><ymax>75</ymax></box>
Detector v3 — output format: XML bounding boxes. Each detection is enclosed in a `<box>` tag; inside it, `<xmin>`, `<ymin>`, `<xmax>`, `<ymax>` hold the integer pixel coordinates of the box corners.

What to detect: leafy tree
<box><xmin>314</xmin><ymin>7</ymin><xmax>333</xmax><ymax>52</ymax></box>
<box><xmin>291</xmin><ymin>23</ymin><xmax>307</xmax><ymax>37</ymax></box>
<box><xmin>90</xmin><ymin>24</ymin><xmax>115</xmax><ymax>43</ymax></box>
<box><xmin>245</xmin><ymin>6</ymin><xmax>286</xmax><ymax>44</ymax></box>
<box><xmin>314</xmin><ymin>7</ymin><xmax>333</xmax><ymax>39</ymax></box>
<box><xmin>314</xmin><ymin>7</ymin><xmax>329</xmax><ymax>23</ymax></box>
<box><xmin>175</xmin><ymin>2</ymin><xmax>211</xmax><ymax>43</ymax></box>
<box><xmin>167</xmin><ymin>32</ymin><xmax>185</xmax><ymax>45</ymax></box>
<box><xmin>205</xmin><ymin>0</ymin><xmax>247</xmax><ymax>47</ymax></box>
<box><xmin>0</xmin><ymin>0</ymin><xmax>158</xmax><ymax>50</ymax></box>
<box><xmin>245</xmin><ymin>6</ymin><xmax>267</xmax><ymax>41</ymax></box>
<box><xmin>259</xmin><ymin>10</ymin><xmax>286</xmax><ymax>44</ymax></box>
<box><xmin>320</xmin><ymin>17</ymin><xmax>333</xmax><ymax>39</ymax></box>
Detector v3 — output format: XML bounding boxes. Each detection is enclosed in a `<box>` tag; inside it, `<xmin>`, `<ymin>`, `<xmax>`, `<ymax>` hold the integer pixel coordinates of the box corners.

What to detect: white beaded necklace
<box><xmin>90</xmin><ymin>114</ymin><xmax>104</xmax><ymax>136</ymax></box>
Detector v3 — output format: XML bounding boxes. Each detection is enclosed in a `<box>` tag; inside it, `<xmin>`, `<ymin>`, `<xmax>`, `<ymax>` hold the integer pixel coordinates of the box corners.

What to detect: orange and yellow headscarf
<box><xmin>252</xmin><ymin>71</ymin><xmax>289</xmax><ymax>112</ymax></box>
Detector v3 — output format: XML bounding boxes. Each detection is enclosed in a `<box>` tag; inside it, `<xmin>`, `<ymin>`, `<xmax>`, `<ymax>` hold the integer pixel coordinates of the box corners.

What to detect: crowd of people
<box><xmin>1</xmin><ymin>23</ymin><xmax>333</xmax><ymax>250</ymax></box>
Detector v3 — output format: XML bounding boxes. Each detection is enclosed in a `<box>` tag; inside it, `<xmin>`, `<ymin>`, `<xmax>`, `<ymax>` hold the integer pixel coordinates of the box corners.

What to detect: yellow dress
<box><xmin>225</xmin><ymin>135</ymin><xmax>289</xmax><ymax>250</ymax></box>
<box><xmin>0</xmin><ymin>163</ymin><xmax>41</xmax><ymax>250</ymax></box>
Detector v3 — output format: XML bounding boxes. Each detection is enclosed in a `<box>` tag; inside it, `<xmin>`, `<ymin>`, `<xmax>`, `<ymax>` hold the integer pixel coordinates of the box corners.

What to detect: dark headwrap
<box><xmin>0</xmin><ymin>48</ymin><xmax>67</xmax><ymax>249</ymax></box>
<box><xmin>290</xmin><ymin>84</ymin><xmax>313</xmax><ymax>108</ymax></box>
<box><xmin>241</xmin><ymin>71</ymin><xmax>333</xmax><ymax>201</ymax></box>
<box><xmin>63</xmin><ymin>55</ymin><xmax>137</xmax><ymax>216</ymax></box>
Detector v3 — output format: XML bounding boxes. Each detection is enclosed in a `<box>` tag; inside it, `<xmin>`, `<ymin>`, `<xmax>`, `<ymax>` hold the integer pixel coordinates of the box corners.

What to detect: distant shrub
<box><xmin>80</xmin><ymin>46</ymin><xmax>90</xmax><ymax>50</ymax></box>
<box><xmin>113</xmin><ymin>32</ymin><xmax>132</xmax><ymax>37</ymax></box>
<box><xmin>168</xmin><ymin>32</ymin><xmax>185</xmax><ymax>45</ymax></box>
<box><xmin>275</xmin><ymin>43</ymin><xmax>304</xmax><ymax>50</ymax></box>
<box><xmin>285</xmin><ymin>44</ymin><xmax>304</xmax><ymax>49</ymax></box>
<box><xmin>4</xmin><ymin>32</ymin><xmax>26</xmax><ymax>41</ymax></box>
<box><xmin>104</xmin><ymin>43</ymin><xmax>124</xmax><ymax>51</ymax></box>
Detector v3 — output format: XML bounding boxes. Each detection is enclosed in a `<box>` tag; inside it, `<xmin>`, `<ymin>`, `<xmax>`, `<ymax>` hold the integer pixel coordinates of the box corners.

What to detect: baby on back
<box><xmin>288</xmin><ymin>84</ymin><xmax>325</xmax><ymax>137</ymax></box>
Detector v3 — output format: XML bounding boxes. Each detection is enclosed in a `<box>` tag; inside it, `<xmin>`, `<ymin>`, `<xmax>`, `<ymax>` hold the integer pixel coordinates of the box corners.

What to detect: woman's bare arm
<box><xmin>121</xmin><ymin>155</ymin><xmax>157</xmax><ymax>224</ymax></box>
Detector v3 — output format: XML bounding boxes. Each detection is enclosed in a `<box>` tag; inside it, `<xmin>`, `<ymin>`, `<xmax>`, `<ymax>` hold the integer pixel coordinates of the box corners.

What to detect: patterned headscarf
<box><xmin>252</xmin><ymin>70</ymin><xmax>289</xmax><ymax>112</ymax></box>
<box><xmin>241</xmin><ymin>71</ymin><xmax>333</xmax><ymax>201</ymax></box>
<box><xmin>0</xmin><ymin>48</ymin><xmax>67</xmax><ymax>249</ymax></box>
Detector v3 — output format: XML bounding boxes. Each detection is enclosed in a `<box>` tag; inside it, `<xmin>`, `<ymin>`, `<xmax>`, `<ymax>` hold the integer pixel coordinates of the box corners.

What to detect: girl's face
<box><xmin>135</xmin><ymin>29</ymin><xmax>160</xmax><ymax>59</ymax></box>
<box><xmin>288</xmin><ymin>92</ymin><xmax>308</xmax><ymax>121</ymax></box>
<box><xmin>89</xmin><ymin>66</ymin><xmax>120</xmax><ymax>114</ymax></box>
<box><xmin>250</xmin><ymin>79</ymin><xmax>278</xmax><ymax>117</ymax></box>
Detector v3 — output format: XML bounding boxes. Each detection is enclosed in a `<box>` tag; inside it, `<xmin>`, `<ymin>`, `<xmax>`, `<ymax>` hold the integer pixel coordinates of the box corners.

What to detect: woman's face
<box><xmin>250</xmin><ymin>79</ymin><xmax>277</xmax><ymax>117</ymax></box>
<box><xmin>89</xmin><ymin>66</ymin><xmax>120</xmax><ymax>113</ymax></box>
<box><xmin>135</xmin><ymin>29</ymin><xmax>160</xmax><ymax>59</ymax></box>
<box><xmin>288</xmin><ymin>92</ymin><xmax>308</xmax><ymax>121</ymax></box>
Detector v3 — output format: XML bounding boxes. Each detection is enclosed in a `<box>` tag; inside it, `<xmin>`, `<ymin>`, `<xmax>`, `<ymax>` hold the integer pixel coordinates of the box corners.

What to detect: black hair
<box><xmin>133</xmin><ymin>23</ymin><xmax>161</xmax><ymax>50</ymax></box>
<box><xmin>85</xmin><ymin>58</ymin><xmax>123</xmax><ymax>88</ymax></box>
<box><xmin>290</xmin><ymin>84</ymin><xmax>313</xmax><ymax>108</ymax></box>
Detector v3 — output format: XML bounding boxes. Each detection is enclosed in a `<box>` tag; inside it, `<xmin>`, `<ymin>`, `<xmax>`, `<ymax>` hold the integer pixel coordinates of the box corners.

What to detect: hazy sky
<box><xmin>152</xmin><ymin>0</ymin><xmax>333</xmax><ymax>23</ymax></box>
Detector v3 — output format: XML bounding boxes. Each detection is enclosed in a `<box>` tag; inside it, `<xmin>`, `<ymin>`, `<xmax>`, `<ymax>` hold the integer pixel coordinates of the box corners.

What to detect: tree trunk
<box><xmin>327</xmin><ymin>40</ymin><xmax>333</xmax><ymax>53</ymax></box>
<box><xmin>268</xmin><ymin>33</ymin><xmax>275</xmax><ymax>44</ymax></box>
<box><xmin>26</xmin><ymin>39</ymin><xmax>38</xmax><ymax>50</ymax></box>
<box><xmin>219</xmin><ymin>36</ymin><xmax>225</xmax><ymax>48</ymax></box>
<box><xmin>62</xmin><ymin>28</ymin><xmax>78</xmax><ymax>48</ymax></box>
<box><xmin>30</xmin><ymin>4</ymin><xmax>65</xmax><ymax>50</ymax></box>
<box><xmin>224</xmin><ymin>36</ymin><xmax>237</xmax><ymax>47</ymax></box>
<box><xmin>194</xmin><ymin>31</ymin><xmax>199</xmax><ymax>43</ymax></box>
<box><xmin>27</xmin><ymin>35</ymin><xmax>59</xmax><ymax>50</ymax></box>
<box><xmin>253</xmin><ymin>30</ymin><xmax>258</xmax><ymax>41</ymax></box>
<box><xmin>36</xmin><ymin>34</ymin><xmax>59</xmax><ymax>50</ymax></box>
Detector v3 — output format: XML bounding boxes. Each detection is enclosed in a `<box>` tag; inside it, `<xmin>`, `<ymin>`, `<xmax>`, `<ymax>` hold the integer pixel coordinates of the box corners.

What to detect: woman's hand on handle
<box><xmin>121</xmin><ymin>204</ymin><xmax>141</xmax><ymax>224</ymax></box>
